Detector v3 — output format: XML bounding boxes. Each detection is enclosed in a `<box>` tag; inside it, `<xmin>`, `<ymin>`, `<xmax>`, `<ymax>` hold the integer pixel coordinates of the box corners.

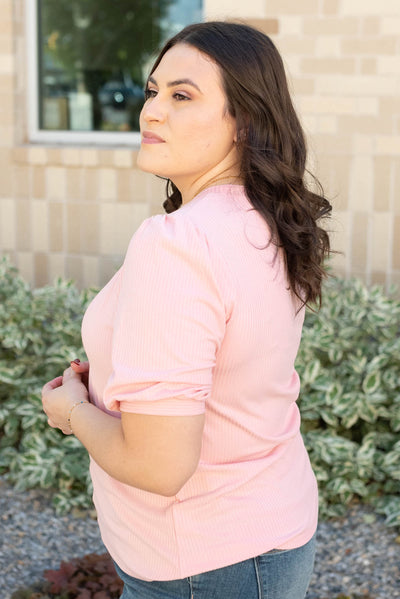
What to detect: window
<box><xmin>27</xmin><ymin>0</ymin><xmax>202</xmax><ymax>145</ymax></box>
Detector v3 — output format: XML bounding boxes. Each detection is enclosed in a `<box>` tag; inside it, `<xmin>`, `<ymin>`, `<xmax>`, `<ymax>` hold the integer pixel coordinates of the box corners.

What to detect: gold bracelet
<box><xmin>67</xmin><ymin>400</ymin><xmax>89</xmax><ymax>434</ymax></box>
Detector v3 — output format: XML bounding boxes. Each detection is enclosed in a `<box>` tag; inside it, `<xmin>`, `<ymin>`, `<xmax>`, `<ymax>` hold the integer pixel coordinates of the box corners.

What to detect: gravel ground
<box><xmin>1</xmin><ymin>476</ymin><xmax>399</xmax><ymax>599</ymax></box>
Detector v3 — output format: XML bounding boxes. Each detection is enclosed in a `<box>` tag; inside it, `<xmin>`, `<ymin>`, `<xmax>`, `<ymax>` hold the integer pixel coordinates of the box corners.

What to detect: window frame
<box><xmin>26</xmin><ymin>0</ymin><xmax>142</xmax><ymax>147</ymax></box>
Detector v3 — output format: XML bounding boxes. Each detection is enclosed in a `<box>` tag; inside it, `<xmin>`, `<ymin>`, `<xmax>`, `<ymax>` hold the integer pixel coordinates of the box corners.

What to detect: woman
<box><xmin>42</xmin><ymin>21</ymin><xmax>331</xmax><ymax>599</ymax></box>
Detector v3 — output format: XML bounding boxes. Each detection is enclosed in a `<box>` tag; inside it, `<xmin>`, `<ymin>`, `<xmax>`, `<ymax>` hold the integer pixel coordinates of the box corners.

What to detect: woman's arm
<box><xmin>42</xmin><ymin>367</ymin><xmax>204</xmax><ymax>496</ymax></box>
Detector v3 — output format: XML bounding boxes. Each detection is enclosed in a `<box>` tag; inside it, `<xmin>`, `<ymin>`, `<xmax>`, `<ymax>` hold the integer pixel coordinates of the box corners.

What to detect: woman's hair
<box><xmin>148</xmin><ymin>21</ymin><xmax>332</xmax><ymax>309</ymax></box>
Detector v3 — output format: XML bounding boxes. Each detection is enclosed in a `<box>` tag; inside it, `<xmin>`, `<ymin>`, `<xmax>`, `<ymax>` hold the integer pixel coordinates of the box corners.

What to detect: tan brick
<box><xmin>0</xmin><ymin>54</ymin><xmax>13</xmax><ymax>74</ymax></box>
<box><xmin>381</xmin><ymin>16</ymin><xmax>400</xmax><ymax>35</ymax></box>
<box><xmin>0</xmin><ymin>197</ymin><xmax>15</xmax><ymax>249</ymax></box>
<box><xmin>377</xmin><ymin>57</ymin><xmax>400</xmax><ymax>75</ymax></box>
<box><xmin>361</xmin><ymin>58</ymin><xmax>377</xmax><ymax>75</ymax></box>
<box><xmin>0</xmin><ymin>124</ymin><xmax>14</xmax><ymax>146</ymax></box>
<box><xmin>34</xmin><ymin>252</ymin><xmax>49</xmax><ymax>288</ymax></box>
<box><xmin>31</xmin><ymin>200</ymin><xmax>48</xmax><ymax>252</ymax></box>
<box><xmin>0</xmin><ymin>17</ymin><xmax>13</xmax><ymax>37</ymax></box>
<box><xmin>315</xmin><ymin>37</ymin><xmax>341</xmax><ymax>57</ymax></box>
<box><xmin>332</xmin><ymin>157</ymin><xmax>351</xmax><ymax>207</ymax></box>
<box><xmin>298</xmin><ymin>95</ymin><xmax>356</xmax><ymax>115</ymax></box>
<box><xmin>13</xmin><ymin>165</ymin><xmax>30</xmax><ymax>198</ymax></box>
<box><xmin>81</xmin><ymin>149</ymin><xmax>99</xmax><ymax>167</ymax></box>
<box><xmin>374</xmin><ymin>157</ymin><xmax>391</xmax><ymax>212</ymax></box>
<box><xmin>351</xmin><ymin>213</ymin><xmax>369</xmax><ymax>271</ymax></box>
<box><xmin>391</xmin><ymin>271</ymin><xmax>400</xmax><ymax>289</ymax></box>
<box><xmin>15</xmin><ymin>199</ymin><xmax>31</xmax><ymax>250</ymax></box>
<box><xmin>117</xmin><ymin>169</ymin><xmax>135</xmax><ymax>202</ymax></box>
<box><xmin>31</xmin><ymin>166</ymin><xmax>46</xmax><ymax>199</ymax></box>
<box><xmin>100</xmin><ymin>203</ymin><xmax>130</xmax><ymax>255</ymax></box>
<box><xmin>342</xmin><ymin>37</ymin><xmax>398</xmax><ymax>55</ymax></box>
<box><xmin>276</xmin><ymin>36</ymin><xmax>316</xmax><ymax>55</ymax></box>
<box><xmin>82</xmin><ymin>169</ymin><xmax>98</xmax><ymax>202</ymax></box>
<box><xmin>148</xmin><ymin>175</ymin><xmax>167</xmax><ymax>209</ymax></box>
<box><xmin>371</xmin><ymin>212</ymin><xmax>391</xmax><ymax>271</ymax></box>
<box><xmin>291</xmin><ymin>77</ymin><xmax>315</xmax><ymax>94</ymax></box>
<box><xmin>338</xmin><ymin>115</ymin><xmax>392</xmax><ymax>135</ymax></box>
<box><xmin>66</xmin><ymin>168</ymin><xmax>83</xmax><ymax>202</ymax></box>
<box><xmin>376</xmin><ymin>136</ymin><xmax>400</xmax><ymax>156</ymax></box>
<box><xmin>80</xmin><ymin>204</ymin><xmax>99</xmax><ymax>253</ymax></box>
<box><xmin>318</xmin><ymin>115</ymin><xmax>337</xmax><ymax>134</ymax></box>
<box><xmin>0</xmin><ymin>156</ymin><xmax>13</xmax><ymax>196</ymax></box>
<box><xmin>316</xmin><ymin>75</ymin><xmax>396</xmax><ymax>96</ymax></box>
<box><xmin>46</xmin><ymin>148</ymin><xmax>62</xmax><ymax>165</ymax></box>
<box><xmin>323</xmin><ymin>0</ymin><xmax>339</xmax><ymax>15</ymax></box>
<box><xmin>46</xmin><ymin>167</ymin><xmax>67</xmax><ymax>200</ymax></box>
<box><xmin>48</xmin><ymin>254</ymin><xmax>66</xmax><ymax>282</ymax></box>
<box><xmin>371</xmin><ymin>271</ymin><xmax>387</xmax><ymax>286</ymax></box>
<box><xmin>341</xmin><ymin>0</ymin><xmax>400</xmax><ymax>14</ymax></box>
<box><xmin>65</xmin><ymin>256</ymin><xmax>83</xmax><ymax>286</ymax></box>
<box><xmin>362</xmin><ymin>17</ymin><xmax>381</xmax><ymax>35</ymax></box>
<box><xmin>98</xmin><ymin>255</ymin><xmax>122</xmax><ymax>287</ymax></box>
<box><xmin>357</xmin><ymin>97</ymin><xmax>379</xmax><ymax>115</ymax></box>
<box><xmin>353</xmin><ymin>135</ymin><xmax>374</xmax><ymax>155</ymax></box>
<box><xmin>304</xmin><ymin>17</ymin><xmax>358</xmax><ymax>36</ymax></box>
<box><xmin>49</xmin><ymin>203</ymin><xmax>64</xmax><ymax>252</ymax></box>
<box><xmin>28</xmin><ymin>147</ymin><xmax>47</xmax><ymax>165</ymax></box>
<box><xmin>82</xmin><ymin>256</ymin><xmax>100</xmax><ymax>288</ymax></box>
<box><xmin>113</xmin><ymin>150</ymin><xmax>133</xmax><ymax>169</ymax></box>
<box><xmin>67</xmin><ymin>204</ymin><xmax>81</xmax><ymax>253</ymax></box>
<box><xmin>99</xmin><ymin>168</ymin><xmax>117</xmax><ymax>201</ymax></box>
<box><xmin>243</xmin><ymin>18</ymin><xmax>279</xmax><ymax>35</ymax></box>
<box><xmin>264</xmin><ymin>0</ymin><xmax>319</xmax><ymax>15</ymax></box>
<box><xmin>0</xmin><ymin>35</ymin><xmax>13</xmax><ymax>54</ymax></box>
<box><xmin>277</xmin><ymin>17</ymin><xmax>302</xmax><ymax>35</ymax></box>
<box><xmin>99</xmin><ymin>150</ymin><xmax>115</xmax><ymax>168</ymax></box>
<box><xmin>349</xmin><ymin>156</ymin><xmax>373</xmax><ymax>212</ymax></box>
<box><xmin>394</xmin><ymin>160</ymin><xmax>400</xmax><ymax>214</ymax></box>
<box><xmin>15</xmin><ymin>251</ymin><xmax>34</xmax><ymax>285</ymax></box>
<box><xmin>302</xmin><ymin>57</ymin><xmax>356</xmax><ymax>74</ymax></box>
<box><xmin>393</xmin><ymin>216</ymin><xmax>400</xmax><ymax>269</ymax></box>
<box><xmin>0</xmin><ymin>73</ymin><xmax>13</xmax><ymax>93</ymax></box>
<box><xmin>62</xmin><ymin>148</ymin><xmax>82</xmax><ymax>166</ymax></box>
<box><xmin>379</xmin><ymin>97</ymin><xmax>400</xmax><ymax>117</ymax></box>
<box><xmin>313</xmin><ymin>133</ymin><xmax>354</xmax><ymax>156</ymax></box>
<box><xmin>12</xmin><ymin>147</ymin><xmax>28</xmax><ymax>164</ymax></box>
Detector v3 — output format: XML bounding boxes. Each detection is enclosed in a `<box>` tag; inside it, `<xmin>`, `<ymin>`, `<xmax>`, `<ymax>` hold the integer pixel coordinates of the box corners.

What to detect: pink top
<box><xmin>82</xmin><ymin>184</ymin><xmax>318</xmax><ymax>581</ymax></box>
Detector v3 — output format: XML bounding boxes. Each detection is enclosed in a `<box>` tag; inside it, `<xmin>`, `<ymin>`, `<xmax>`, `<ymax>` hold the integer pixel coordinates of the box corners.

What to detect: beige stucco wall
<box><xmin>0</xmin><ymin>0</ymin><xmax>399</xmax><ymax>289</ymax></box>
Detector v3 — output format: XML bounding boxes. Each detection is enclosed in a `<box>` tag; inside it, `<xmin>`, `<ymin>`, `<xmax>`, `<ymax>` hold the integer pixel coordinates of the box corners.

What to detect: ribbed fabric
<box><xmin>82</xmin><ymin>184</ymin><xmax>318</xmax><ymax>581</ymax></box>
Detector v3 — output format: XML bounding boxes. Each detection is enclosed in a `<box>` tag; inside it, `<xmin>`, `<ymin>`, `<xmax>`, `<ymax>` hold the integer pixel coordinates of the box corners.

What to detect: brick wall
<box><xmin>0</xmin><ymin>0</ymin><xmax>399</xmax><ymax>289</ymax></box>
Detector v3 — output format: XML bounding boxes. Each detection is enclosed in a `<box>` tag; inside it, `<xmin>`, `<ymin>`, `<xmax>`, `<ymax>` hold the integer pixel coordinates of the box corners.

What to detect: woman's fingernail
<box><xmin>71</xmin><ymin>359</ymin><xmax>80</xmax><ymax>364</ymax></box>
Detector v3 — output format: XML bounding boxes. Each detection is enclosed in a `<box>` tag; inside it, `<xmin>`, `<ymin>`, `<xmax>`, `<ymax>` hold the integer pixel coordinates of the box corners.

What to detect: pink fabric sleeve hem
<box><xmin>118</xmin><ymin>398</ymin><xmax>206</xmax><ymax>416</ymax></box>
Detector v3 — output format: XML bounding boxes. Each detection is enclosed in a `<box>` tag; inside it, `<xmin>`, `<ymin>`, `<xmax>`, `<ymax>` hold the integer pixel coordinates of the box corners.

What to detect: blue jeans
<box><xmin>113</xmin><ymin>532</ymin><xmax>316</xmax><ymax>599</ymax></box>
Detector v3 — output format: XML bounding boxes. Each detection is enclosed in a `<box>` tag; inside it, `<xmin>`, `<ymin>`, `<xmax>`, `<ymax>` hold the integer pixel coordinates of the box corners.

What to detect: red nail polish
<box><xmin>71</xmin><ymin>359</ymin><xmax>80</xmax><ymax>364</ymax></box>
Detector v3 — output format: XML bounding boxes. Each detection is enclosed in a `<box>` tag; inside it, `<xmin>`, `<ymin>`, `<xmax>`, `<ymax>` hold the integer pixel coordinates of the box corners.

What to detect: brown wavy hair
<box><xmin>148</xmin><ymin>21</ymin><xmax>332</xmax><ymax>309</ymax></box>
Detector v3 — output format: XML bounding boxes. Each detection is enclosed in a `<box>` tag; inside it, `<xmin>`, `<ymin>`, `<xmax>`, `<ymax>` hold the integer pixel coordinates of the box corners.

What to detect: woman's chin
<box><xmin>136</xmin><ymin>157</ymin><xmax>168</xmax><ymax>178</ymax></box>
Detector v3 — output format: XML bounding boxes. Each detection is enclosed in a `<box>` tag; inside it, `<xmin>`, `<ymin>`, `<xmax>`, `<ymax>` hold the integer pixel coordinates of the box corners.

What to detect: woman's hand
<box><xmin>42</xmin><ymin>364</ymin><xmax>89</xmax><ymax>435</ymax></box>
<box><xmin>70</xmin><ymin>359</ymin><xmax>90</xmax><ymax>389</ymax></box>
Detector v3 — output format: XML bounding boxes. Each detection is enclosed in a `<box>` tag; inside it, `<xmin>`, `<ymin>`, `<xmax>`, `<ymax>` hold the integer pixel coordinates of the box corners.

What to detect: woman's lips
<box><xmin>142</xmin><ymin>132</ymin><xmax>165</xmax><ymax>144</ymax></box>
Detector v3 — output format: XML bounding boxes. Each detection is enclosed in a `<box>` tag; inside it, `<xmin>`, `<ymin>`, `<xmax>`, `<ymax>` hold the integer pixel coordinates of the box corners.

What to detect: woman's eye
<box><xmin>144</xmin><ymin>88</ymin><xmax>157</xmax><ymax>100</ymax></box>
<box><xmin>174</xmin><ymin>93</ymin><xmax>190</xmax><ymax>101</ymax></box>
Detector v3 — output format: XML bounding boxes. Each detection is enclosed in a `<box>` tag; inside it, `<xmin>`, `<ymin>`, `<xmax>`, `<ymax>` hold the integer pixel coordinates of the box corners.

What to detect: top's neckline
<box><xmin>180</xmin><ymin>184</ymin><xmax>247</xmax><ymax>210</ymax></box>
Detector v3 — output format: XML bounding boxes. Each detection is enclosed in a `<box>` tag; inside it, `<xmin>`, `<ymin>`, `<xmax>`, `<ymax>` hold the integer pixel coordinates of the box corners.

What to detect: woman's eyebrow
<box><xmin>147</xmin><ymin>75</ymin><xmax>202</xmax><ymax>93</ymax></box>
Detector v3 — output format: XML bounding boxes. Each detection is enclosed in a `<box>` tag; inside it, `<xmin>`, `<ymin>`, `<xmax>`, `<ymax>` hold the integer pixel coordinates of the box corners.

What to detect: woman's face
<box><xmin>137</xmin><ymin>43</ymin><xmax>240</xmax><ymax>202</ymax></box>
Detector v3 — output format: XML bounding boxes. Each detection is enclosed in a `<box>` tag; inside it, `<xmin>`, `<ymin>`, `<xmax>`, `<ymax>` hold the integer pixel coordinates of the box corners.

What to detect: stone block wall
<box><xmin>0</xmin><ymin>0</ymin><xmax>399</xmax><ymax>289</ymax></box>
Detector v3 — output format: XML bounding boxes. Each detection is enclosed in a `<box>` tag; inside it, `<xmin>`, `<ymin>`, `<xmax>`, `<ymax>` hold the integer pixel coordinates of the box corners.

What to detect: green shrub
<box><xmin>0</xmin><ymin>256</ymin><xmax>96</xmax><ymax>512</ymax></box>
<box><xmin>297</xmin><ymin>276</ymin><xmax>400</xmax><ymax>526</ymax></box>
<box><xmin>0</xmin><ymin>256</ymin><xmax>399</xmax><ymax>527</ymax></box>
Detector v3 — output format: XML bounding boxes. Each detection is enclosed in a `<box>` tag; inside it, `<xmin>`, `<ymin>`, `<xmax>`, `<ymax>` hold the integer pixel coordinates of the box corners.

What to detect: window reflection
<box><xmin>38</xmin><ymin>0</ymin><xmax>202</xmax><ymax>132</ymax></box>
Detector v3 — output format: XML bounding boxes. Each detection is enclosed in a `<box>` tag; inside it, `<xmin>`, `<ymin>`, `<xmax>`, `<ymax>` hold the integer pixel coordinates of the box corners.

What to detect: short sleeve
<box><xmin>103</xmin><ymin>213</ymin><xmax>227</xmax><ymax>415</ymax></box>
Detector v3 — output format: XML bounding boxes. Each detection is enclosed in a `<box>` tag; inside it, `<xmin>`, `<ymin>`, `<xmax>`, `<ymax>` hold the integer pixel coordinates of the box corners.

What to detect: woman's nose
<box><xmin>141</xmin><ymin>96</ymin><xmax>166</xmax><ymax>123</ymax></box>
